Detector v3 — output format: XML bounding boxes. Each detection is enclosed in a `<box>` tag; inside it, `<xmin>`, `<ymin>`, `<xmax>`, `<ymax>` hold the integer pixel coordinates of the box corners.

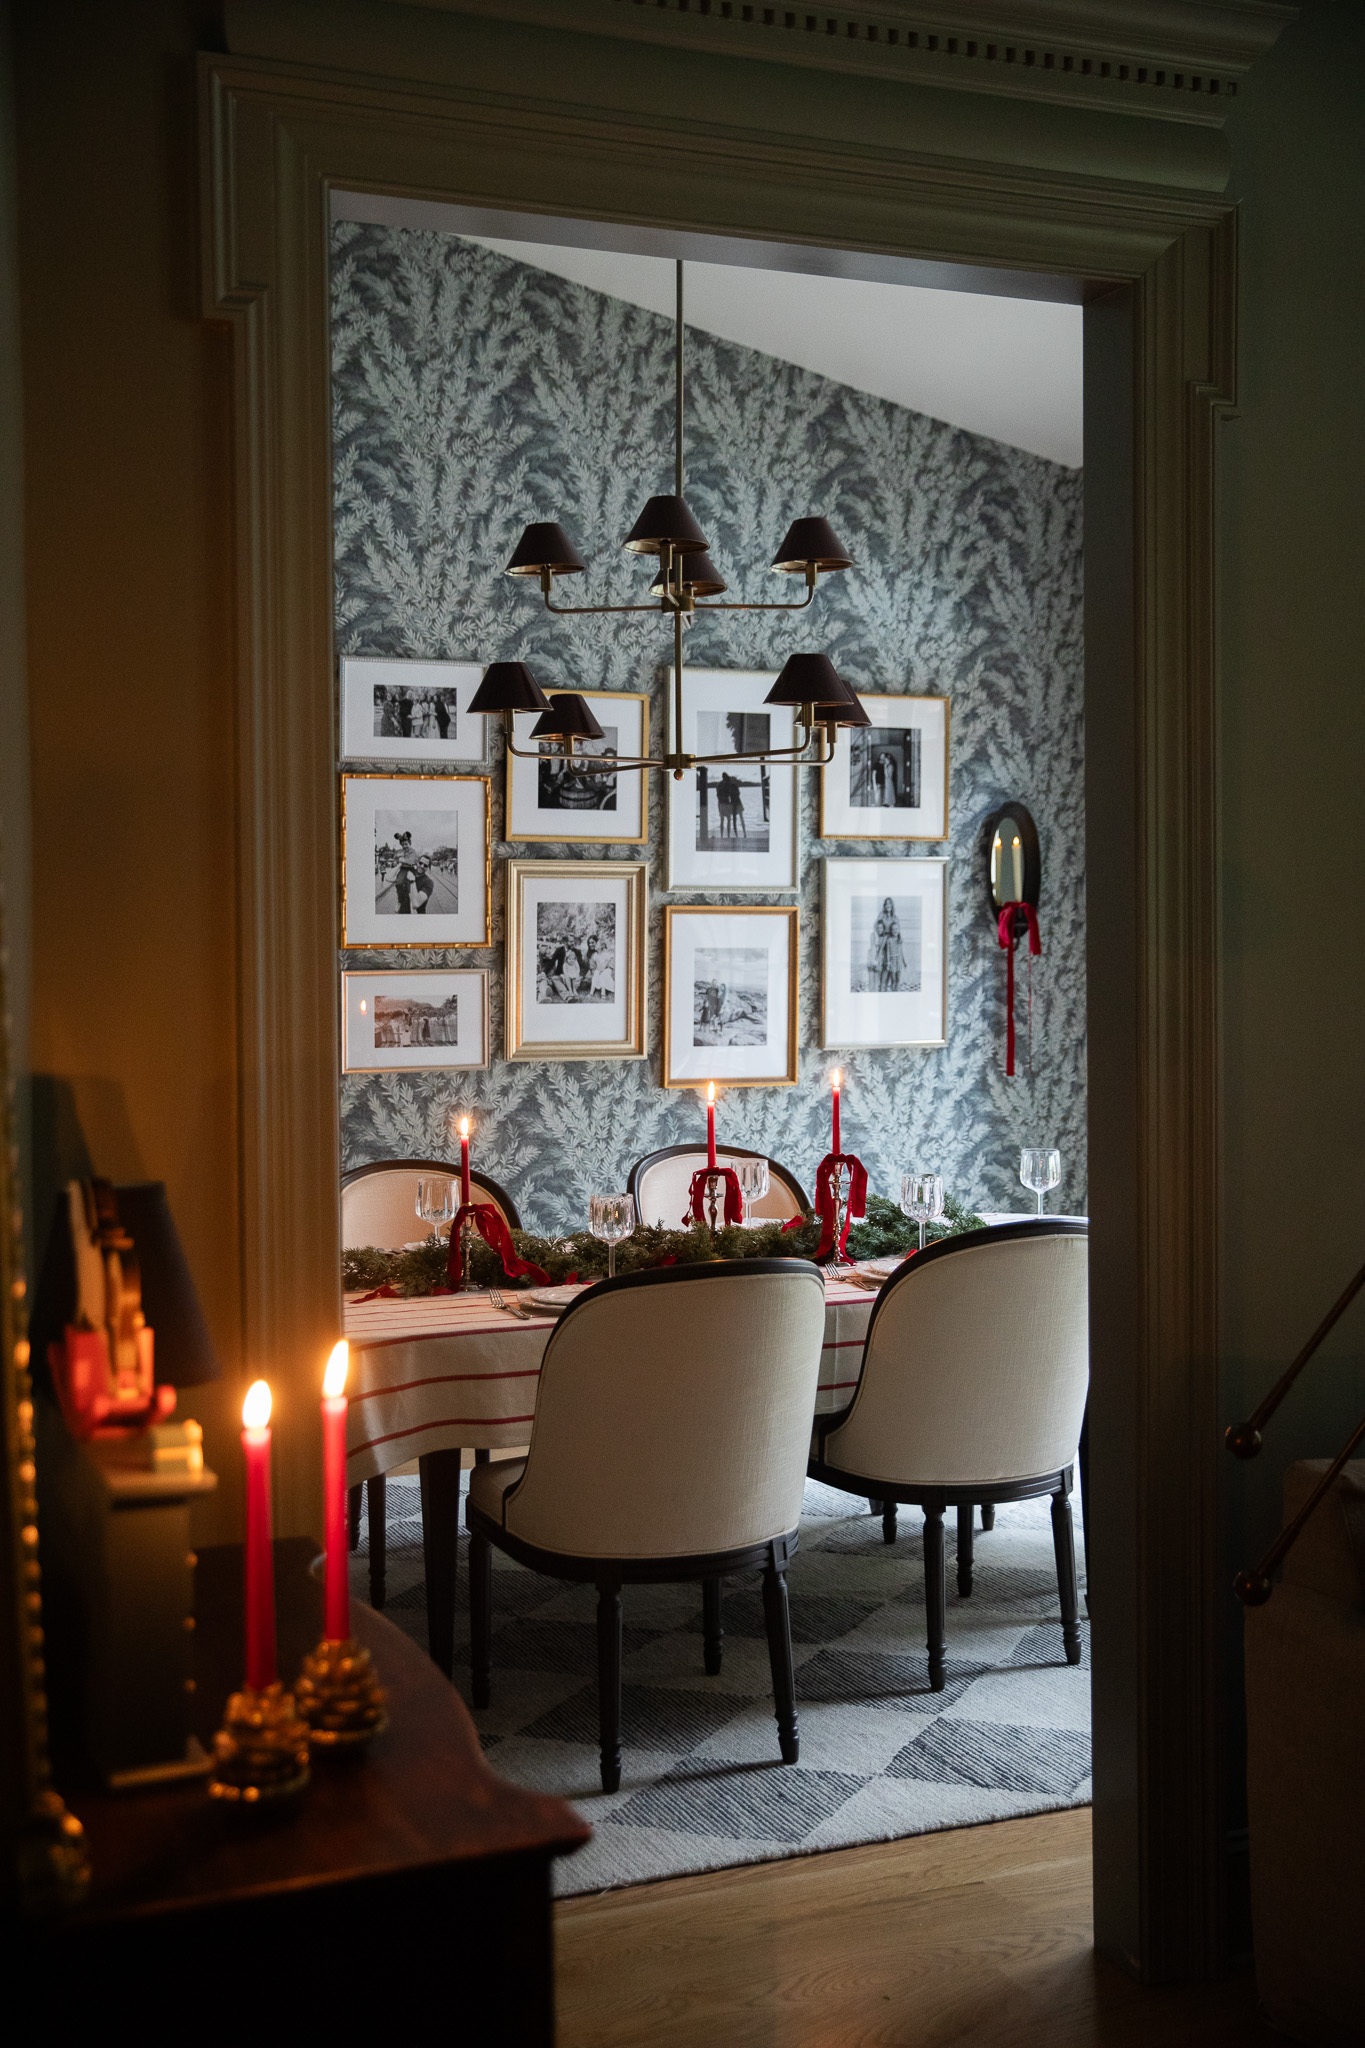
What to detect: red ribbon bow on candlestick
<box><xmin>445</xmin><ymin>1203</ymin><xmax>550</xmax><ymax>1288</ymax></box>
<box><xmin>782</xmin><ymin>1152</ymin><xmax>869</xmax><ymax>1263</ymax></box>
<box><xmin>997</xmin><ymin>901</ymin><xmax>1042</xmax><ymax>1078</ymax></box>
<box><xmin>684</xmin><ymin>1167</ymin><xmax>743</xmax><ymax>1230</ymax></box>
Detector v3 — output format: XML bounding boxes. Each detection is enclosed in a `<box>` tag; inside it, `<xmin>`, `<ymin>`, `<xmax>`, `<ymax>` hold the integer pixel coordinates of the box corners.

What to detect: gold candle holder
<box><xmin>295</xmin><ymin>1637</ymin><xmax>388</xmax><ymax>1749</ymax></box>
<box><xmin>208</xmin><ymin>1681</ymin><xmax>311</xmax><ymax>1803</ymax></box>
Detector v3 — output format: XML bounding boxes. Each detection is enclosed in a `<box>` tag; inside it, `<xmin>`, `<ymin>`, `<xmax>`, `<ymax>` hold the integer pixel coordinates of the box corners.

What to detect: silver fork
<box><xmin>489</xmin><ymin>1287</ymin><xmax>532</xmax><ymax>1319</ymax></box>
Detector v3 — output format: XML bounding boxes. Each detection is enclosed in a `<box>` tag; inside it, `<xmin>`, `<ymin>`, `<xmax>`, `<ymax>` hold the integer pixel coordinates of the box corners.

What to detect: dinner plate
<box><xmin>523</xmin><ymin>1283</ymin><xmax>592</xmax><ymax>1314</ymax></box>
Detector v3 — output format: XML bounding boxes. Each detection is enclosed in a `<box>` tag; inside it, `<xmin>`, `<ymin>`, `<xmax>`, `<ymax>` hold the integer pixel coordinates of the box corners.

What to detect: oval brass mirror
<box><xmin>983</xmin><ymin>802</ymin><xmax>1041</xmax><ymax>930</ymax></box>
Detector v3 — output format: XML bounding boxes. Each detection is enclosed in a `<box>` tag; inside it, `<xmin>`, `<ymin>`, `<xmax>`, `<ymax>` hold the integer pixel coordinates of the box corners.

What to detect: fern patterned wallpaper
<box><xmin>332</xmin><ymin>225</ymin><xmax>1086</xmax><ymax>1234</ymax></box>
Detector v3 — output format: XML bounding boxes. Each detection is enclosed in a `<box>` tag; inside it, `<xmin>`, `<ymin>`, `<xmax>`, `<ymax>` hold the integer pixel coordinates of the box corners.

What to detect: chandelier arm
<box><xmin>691</xmin><ymin>591</ymin><xmax>816</xmax><ymax>614</ymax></box>
<box><xmin>542</xmin><ymin>597</ymin><xmax>674</xmax><ymax>617</ymax></box>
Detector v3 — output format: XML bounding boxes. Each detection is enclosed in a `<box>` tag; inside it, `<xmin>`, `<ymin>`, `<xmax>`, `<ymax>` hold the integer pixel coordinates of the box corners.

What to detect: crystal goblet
<box><xmin>1019</xmin><ymin>1148</ymin><xmax>1062</xmax><ymax>1217</ymax></box>
<box><xmin>589</xmin><ymin>1192</ymin><xmax>636</xmax><ymax>1280</ymax></box>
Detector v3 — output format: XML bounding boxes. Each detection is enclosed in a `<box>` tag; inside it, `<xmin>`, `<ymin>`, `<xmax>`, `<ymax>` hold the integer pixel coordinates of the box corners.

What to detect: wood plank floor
<box><xmin>555</xmin><ymin>1810</ymin><xmax>1279</xmax><ymax>2047</ymax></box>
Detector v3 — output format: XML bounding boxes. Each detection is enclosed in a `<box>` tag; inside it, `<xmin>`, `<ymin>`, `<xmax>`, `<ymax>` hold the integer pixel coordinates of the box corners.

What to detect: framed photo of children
<box><xmin>821</xmin><ymin>857</ymin><xmax>948</xmax><ymax>1049</ymax></box>
<box><xmin>666</xmin><ymin>669</ymin><xmax>799</xmax><ymax>891</ymax></box>
<box><xmin>663</xmin><ymin>905</ymin><xmax>799</xmax><ymax>1088</ymax></box>
<box><xmin>341</xmin><ymin>969</ymin><xmax>489</xmax><ymax>1073</ymax></box>
<box><xmin>819</xmin><ymin>695</ymin><xmax>949</xmax><ymax>841</ymax></box>
<box><xmin>504</xmin><ymin>859</ymin><xmax>648</xmax><ymax>1061</ymax></box>
<box><xmin>340</xmin><ymin>773</ymin><xmax>490</xmax><ymax>949</ymax></box>
<box><xmin>340</xmin><ymin>656</ymin><xmax>486</xmax><ymax>765</ymax></box>
<box><xmin>505</xmin><ymin>691</ymin><xmax>648</xmax><ymax>843</ymax></box>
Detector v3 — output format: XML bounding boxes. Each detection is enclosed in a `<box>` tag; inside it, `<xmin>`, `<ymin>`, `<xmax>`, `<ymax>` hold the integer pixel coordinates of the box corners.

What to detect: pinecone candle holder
<box><xmin>296</xmin><ymin>1638</ymin><xmax>388</xmax><ymax>1749</ymax></box>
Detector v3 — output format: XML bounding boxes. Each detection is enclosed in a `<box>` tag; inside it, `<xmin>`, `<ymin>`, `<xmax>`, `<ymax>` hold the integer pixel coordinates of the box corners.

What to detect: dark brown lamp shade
<box><xmin>114</xmin><ymin>1183</ymin><xmax>221</xmax><ymax>1387</ymax></box>
<box><xmin>467</xmin><ymin>662</ymin><xmax>553</xmax><ymax>715</ymax></box>
<box><xmin>765</xmin><ymin>652</ymin><xmax>852</xmax><ymax>707</ymax></box>
<box><xmin>817</xmin><ymin>691</ymin><xmax>871</xmax><ymax>728</ymax></box>
<box><xmin>649</xmin><ymin>550</ymin><xmax>728</xmax><ymax>598</ymax></box>
<box><xmin>623</xmin><ymin>494</ymin><xmax>710</xmax><ymax>557</ymax></box>
<box><xmin>505</xmin><ymin>521</ymin><xmax>588</xmax><ymax>577</ymax></box>
<box><xmin>771</xmin><ymin>516</ymin><xmax>854</xmax><ymax>575</ymax></box>
<box><xmin>529</xmin><ymin>692</ymin><xmax>606</xmax><ymax>743</ymax></box>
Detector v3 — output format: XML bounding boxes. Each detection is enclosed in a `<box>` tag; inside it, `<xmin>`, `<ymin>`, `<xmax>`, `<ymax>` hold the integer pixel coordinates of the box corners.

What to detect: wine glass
<box><xmin>1019</xmin><ymin>1147</ymin><xmax>1062</xmax><ymax>1216</ymax></box>
<box><xmin>415</xmin><ymin>1175</ymin><xmax>457</xmax><ymax>1244</ymax></box>
<box><xmin>900</xmin><ymin>1172</ymin><xmax>945</xmax><ymax>1254</ymax></box>
<box><xmin>589</xmin><ymin>1192</ymin><xmax>636</xmax><ymax>1279</ymax></box>
<box><xmin>736</xmin><ymin>1156</ymin><xmax>770</xmax><ymax>1225</ymax></box>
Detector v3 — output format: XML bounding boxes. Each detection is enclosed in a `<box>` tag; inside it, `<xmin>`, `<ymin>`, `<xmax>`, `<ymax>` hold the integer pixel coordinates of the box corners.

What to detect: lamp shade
<box><xmin>505</xmin><ymin>521</ymin><xmax>588</xmax><ymax>577</ymax></box>
<box><xmin>529</xmin><ymin>692</ymin><xmax>605</xmax><ymax>743</ymax></box>
<box><xmin>765</xmin><ymin>652</ymin><xmax>853</xmax><ymax>707</ymax></box>
<box><xmin>467</xmin><ymin>662</ymin><xmax>553</xmax><ymax>714</ymax></box>
<box><xmin>114</xmin><ymin>1182</ymin><xmax>221</xmax><ymax>1387</ymax></box>
<box><xmin>771</xmin><ymin>516</ymin><xmax>854</xmax><ymax>575</ymax></box>
<box><xmin>649</xmin><ymin>550</ymin><xmax>728</xmax><ymax>598</ymax></box>
<box><xmin>623</xmin><ymin>494</ymin><xmax>710</xmax><ymax>557</ymax></box>
<box><xmin>816</xmin><ymin>691</ymin><xmax>871</xmax><ymax>728</ymax></box>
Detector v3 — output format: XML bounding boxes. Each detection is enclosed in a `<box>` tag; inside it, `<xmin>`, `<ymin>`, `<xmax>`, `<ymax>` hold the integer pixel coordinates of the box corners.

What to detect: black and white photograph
<box><xmin>340</xmin><ymin>656</ymin><xmax>485</xmax><ymax>764</ymax></box>
<box><xmin>535</xmin><ymin>901</ymin><xmax>617</xmax><ymax>1005</ymax></box>
<box><xmin>667</xmin><ymin>669</ymin><xmax>798</xmax><ymax>891</ymax></box>
<box><xmin>821</xmin><ymin>857</ymin><xmax>947</xmax><ymax>1048</ymax></box>
<box><xmin>505</xmin><ymin>859</ymin><xmax>647</xmax><ymax>1061</ymax></box>
<box><xmin>342</xmin><ymin>969</ymin><xmax>489</xmax><ymax>1072</ymax></box>
<box><xmin>506</xmin><ymin>692</ymin><xmax>648</xmax><ymax>842</ymax></box>
<box><xmin>341</xmin><ymin>773</ymin><xmax>490</xmax><ymax>948</ymax></box>
<box><xmin>820</xmin><ymin>694</ymin><xmax>949</xmax><ymax>841</ymax></box>
<box><xmin>664</xmin><ymin>906</ymin><xmax>798</xmax><ymax>1087</ymax></box>
<box><xmin>849</xmin><ymin>892</ymin><xmax>922</xmax><ymax>993</ymax></box>
<box><xmin>692</xmin><ymin>946</ymin><xmax>768</xmax><ymax>1047</ymax></box>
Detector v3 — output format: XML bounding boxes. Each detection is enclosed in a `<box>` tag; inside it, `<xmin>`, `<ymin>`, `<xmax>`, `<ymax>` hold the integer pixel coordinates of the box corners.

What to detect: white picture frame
<box><xmin>340</xmin><ymin>656</ymin><xmax>487</xmax><ymax>765</ymax></box>
<box><xmin>341</xmin><ymin>773</ymin><xmax>490</xmax><ymax>949</ymax></box>
<box><xmin>819</xmin><ymin>694</ymin><xmax>949</xmax><ymax>841</ymax></box>
<box><xmin>341</xmin><ymin>969</ymin><xmax>489</xmax><ymax>1073</ymax></box>
<box><xmin>821</xmin><ymin>857</ymin><xmax>948</xmax><ymax>1049</ymax></box>
<box><xmin>663</xmin><ymin>905</ymin><xmax>799</xmax><ymax>1088</ymax></box>
<box><xmin>504</xmin><ymin>859</ymin><xmax>648</xmax><ymax>1062</ymax></box>
<box><xmin>666</xmin><ymin>668</ymin><xmax>799</xmax><ymax>892</ymax></box>
<box><xmin>505</xmin><ymin>691</ymin><xmax>648</xmax><ymax>843</ymax></box>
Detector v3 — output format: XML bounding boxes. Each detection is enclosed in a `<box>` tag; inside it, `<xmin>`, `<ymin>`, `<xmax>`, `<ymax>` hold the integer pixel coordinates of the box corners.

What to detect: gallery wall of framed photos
<box><xmin>331</xmin><ymin>227</ymin><xmax>1088</xmax><ymax>1233</ymax></box>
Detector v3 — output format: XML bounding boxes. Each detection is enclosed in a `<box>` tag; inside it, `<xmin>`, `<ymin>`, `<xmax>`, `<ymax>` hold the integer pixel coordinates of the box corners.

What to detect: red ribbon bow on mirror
<box><xmin>997</xmin><ymin>901</ymin><xmax>1042</xmax><ymax>1077</ymax></box>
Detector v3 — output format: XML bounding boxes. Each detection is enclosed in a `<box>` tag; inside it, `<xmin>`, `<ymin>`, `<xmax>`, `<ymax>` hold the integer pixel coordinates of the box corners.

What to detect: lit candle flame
<box><xmin>242</xmin><ymin>1379</ymin><xmax>272</xmax><ymax>1430</ymax></box>
<box><xmin>459</xmin><ymin>1116</ymin><xmax>470</xmax><ymax>1139</ymax></box>
<box><xmin>323</xmin><ymin>1340</ymin><xmax>349</xmax><ymax>1399</ymax></box>
<box><xmin>706</xmin><ymin>1082</ymin><xmax>715</xmax><ymax>1105</ymax></box>
<box><xmin>832</xmin><ymin>1068</ymin><xmax>841</xmax><ymax>1091</ymax></box>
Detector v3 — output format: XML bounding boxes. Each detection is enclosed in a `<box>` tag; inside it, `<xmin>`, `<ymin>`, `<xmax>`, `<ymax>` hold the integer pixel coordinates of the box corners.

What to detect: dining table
<box><xmin>342</xmin><ymin>1268</ymin><xmax>882</xmax><ymax>1672</ymax></box>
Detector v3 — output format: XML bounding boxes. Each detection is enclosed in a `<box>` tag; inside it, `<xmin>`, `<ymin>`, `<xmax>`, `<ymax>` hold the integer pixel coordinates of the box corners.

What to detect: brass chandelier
<box><xmin>468</xmin><ymin>260</ymin><xmax>869</xmax><ymax>779</ymax></box>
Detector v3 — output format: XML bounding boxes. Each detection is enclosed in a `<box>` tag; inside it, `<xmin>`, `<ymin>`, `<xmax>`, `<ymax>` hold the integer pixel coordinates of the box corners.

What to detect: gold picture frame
<box><xmin>505</xmin><ymin>858</ymin><xmax>648</xmax><ymax>1061</ymax></box>
<box><xmin>341</xmin><ymin>967</ymin><xmax>490</xmax><ymax>1073</ymax></box>
<box><xmin>663</xmin><ymin>904</ymin><xmax>799</xmax><ymax>1088</ymax></box>
<box><xmin>340</xmin><ymin>771</ymin><xmax>491</xmax><ymax>950</ymax></box>
<box><xmin>819</xmin><ymin>694</ymin><xmax>950</xmax><ymax>842</ymax></box>
<box><xmin>505</xmin><ymin>690</ymin><xmax>649</xmax><ymax>844</ymax></box>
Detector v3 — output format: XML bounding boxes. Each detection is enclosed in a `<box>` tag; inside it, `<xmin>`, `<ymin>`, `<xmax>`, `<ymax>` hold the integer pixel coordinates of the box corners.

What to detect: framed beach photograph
<box><xmin>819</xmin><ymin>694</ymin><xmax>949</xmax><ymax>841</ymax></box>
<box><xmin>340</xmin><ymin>656</ymin><xmax>487</xmax><ymax>765</ymax></box>
<box><xmin>504</xmin><ymin>859</ymin><xmax>648</xmax><ymax>1061</ymax></box>
<box><xmin>663</xmin><ymin>905</ymin><xmax>799</xmax><ymax>1088</ymax></box>
<box><xmin>821</xmin><ymin>857</ymin><xmax>948</xmax><ymax>1048</ymax></box>
<box><xmin>340</xmin><ymin>773</ymin><xmax>490</xmax><ymax>949</ymax></box>
<box><xmin>341</xmin><ymin>968</ymin><xmax>489</xmax><ymax>1073</ymax></box>
<box><xmin>666</xmin><ymin>669</ymin><xmax>799</xmax><ymax>892</ymax></box>
<box><xmin>505</xmin><ymin>690</ymin><xmax>648</xmax><ymax>843</ymax></box>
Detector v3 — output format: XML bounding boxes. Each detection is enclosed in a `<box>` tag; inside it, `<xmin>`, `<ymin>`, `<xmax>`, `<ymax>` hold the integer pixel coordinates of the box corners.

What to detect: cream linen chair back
<box><xmin>824</xmin><ymin>1222</ymin><xmax>1089</xmax><ymax>1488</ymax></box>
<box><xmin>341</xmin><ymin>1159</ymin><xmax>520</xmax><ymax>1249</ymax></box>
<box><xmin>503</xmin><ymin>1260</ymin><xmax>826</xmax><ymax>1559</ymax></box>
<box><xmin>628</xmin><ymin>1147</ymin><xmax>808</xmax><ymax>1229</ymax></box>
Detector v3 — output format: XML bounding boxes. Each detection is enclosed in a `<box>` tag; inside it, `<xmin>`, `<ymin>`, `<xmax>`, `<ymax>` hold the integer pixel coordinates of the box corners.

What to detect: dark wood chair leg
<box><xmin>1051</xmin><ymin>1487</ymin><xmax>1082</xmax><ymax>1665</ymax></box>
<box><xmin>348</xmin><ymin>1483</ymin><xmax>362</xmax><ymax>1551</ymax></box>
<box><xmin>702</xmin><ymin>1576</ymin><xmax>723</xmax><ymax>1676</ymax></box>
<box><xmin>418</xmin><ymin>1447</ymin><xmax>463</xmax><ymax>1675</ymax></box>
<box><xmin>761</xmin><ymin>1556</ymin><xmax>799</xmax><ymax>1763</ymax></box>
<box><xmin>366</xmin><ymin>1475</ymin><xmax>387</xmax><ymax>1610</ymax></box>
<box><xmin>956</xmin><ymin>1503</ymin><xmax>975</xmax><ymax>1597</ymax></box>
<box><xmin>980</xmin><ymin>1503</ymin><xmax>996</xmax><ymax>1531</ymax></box>
<box><xmin>924</xmin><ymin>1504</ymin><xmax>947</xmax><ymax>1691</ymax></box>
<box><xmin>882</xmin><ymin>1500</ymin><xmax>898</xmax><ymax>1545</ymax></box>
<box><xmin>469</xmin><ymin>1523</ymin><xmax>493</xmax><ymax>1708</ymax></box>
<box><xmin>868</xmin><ymin>1497</ymin><xmax>884</xmax><ymax>1516</ymax></box>
<box><xmin>1078</xmin><ymin>1405</ymin><xmax>1090</xmax><ymax>1614</ymax></box>
<box><xmin>596</xmin><ymin>1578</ymin><xmax>623</xmax><ymax>1795</ymax></box>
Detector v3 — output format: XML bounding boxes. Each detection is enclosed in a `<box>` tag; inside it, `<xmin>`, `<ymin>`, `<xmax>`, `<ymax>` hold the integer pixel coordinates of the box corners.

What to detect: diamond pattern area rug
<box><xmin>353</xmin><ymin>1477</ymin><xmax>1090</xmax><ymax>1897</ymax></box>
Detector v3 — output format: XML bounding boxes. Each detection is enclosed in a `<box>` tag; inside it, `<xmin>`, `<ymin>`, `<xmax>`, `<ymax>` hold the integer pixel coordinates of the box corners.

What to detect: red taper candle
<box><xmin>459</xmin><ymin>1116</ymin><xmax>471</xmax><ymax>1207</ymax></box>
<box><xmin>832</xmin><ymin>1068</ymin><xmax>841</xmax><ymax>1155</ymax></box>
<box><xmin>706</xmin><ymin>1082</ymin><xmax>716</xmax><ymax>1169</ymax></box>
<box><xmin>321</xmin><ymin>1341</ymin><xmax>350</xmax><ymax>1643</ymax></box>
<box><xmin>241</xmin><ymin>1380</ymin><xmax>277</xmax><ymax>1691</ymax></box>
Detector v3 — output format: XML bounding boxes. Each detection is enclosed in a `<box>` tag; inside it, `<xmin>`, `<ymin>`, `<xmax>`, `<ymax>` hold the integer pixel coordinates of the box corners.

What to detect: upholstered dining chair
<box><xmin>626</xmin><ymin>1144</ymin><xmax>810</xmax><ymax>1229</ymax></box>
<box><xmin>809</xmin><ymin>1220</ymin><xmax>1089</xmax><ymax>1693</ymax></box>
<box><xmin>341</xmin><ymin>1157</ymin><xmax>523</xmax><ymax>1626</ymax></box>
<box><xmin>466</xmin><ymin>1259</ymin><xmax>827</xmax><ymax>1792</ymax></box>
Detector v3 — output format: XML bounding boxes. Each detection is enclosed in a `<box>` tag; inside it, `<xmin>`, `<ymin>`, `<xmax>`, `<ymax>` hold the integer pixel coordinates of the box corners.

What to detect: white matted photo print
<box><xmin>820</xmin><ymin>695</ymin><xmax>949</xmax><ymax>841</ymax></box>
<box><xmin>821</xmin><ymin>858</ymin><xmax>948</xmax><ymax>1048</ymax></box>
<box><xmin>342</xmin><ymin>969</ymin><xmax>489</xmax><ymax>1073</ymax></box>
<box><xmin>506</xmin><ymin>691</ymin><xmax>648</xmax><ymax>843</ymax></box>
<box><xmin>666</xmin><ymin>669</ymin><xmax>798</xmax><ymax>891</ymax></box>
<box><xmin>340</xmin><ymin>656</ymin><xmax>486</xmax><ymax>765</ymax></box>
<box><xmin>341</xmin><ymin>773</ymin><xmax>490</xmax><ymax>949</ymax></box>
<box><xmin>664</xmin><ymin>906</ymin><xmax>798</xmax><ymax>1087</ymax></box>
<box><xmin>504</xmin><ymin>859</ymin><xmax>647</xmax><ymax>1061</ymax></box>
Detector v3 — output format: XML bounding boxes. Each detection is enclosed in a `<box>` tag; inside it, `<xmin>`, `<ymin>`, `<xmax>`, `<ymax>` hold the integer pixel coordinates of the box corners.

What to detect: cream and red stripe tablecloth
<box><xmin>342</xmin><ymin>1275</ymin><xmax>878</xmax><ymax>1484</ymax></box>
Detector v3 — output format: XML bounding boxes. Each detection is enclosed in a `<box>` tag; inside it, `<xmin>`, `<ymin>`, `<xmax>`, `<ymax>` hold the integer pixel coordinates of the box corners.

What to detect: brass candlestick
<box><xmin>704</xmin><ymin>1169</ymin><xmax>724</xmax><ymax>1235</ymax></box>
<box><xmin>296</xmin><ymin>1637</ymin><xmax>388</xmax><ymax>1749</ymax></box>
<box><xmin>208</xmin><ymin>1682</ymin><xmax>311</xmax><ymax>1803</ymax></box>
<box><xmin>459</xmin><ymin>1210</ymin><xmax>476</xmax><ymax>1293</ymax></box>
<box><xmin>830</xmin><ymin>1161</ymin><xmax>852</xmax><ymax>1269</ymax></box>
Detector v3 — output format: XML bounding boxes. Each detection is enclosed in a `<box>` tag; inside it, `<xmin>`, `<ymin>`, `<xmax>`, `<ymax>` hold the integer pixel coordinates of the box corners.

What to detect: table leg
<box><xmin>366</xmin><ymin>1476</ymin><xmax>387</xmax><ymax>1609</ymax></box>
<box><xmin>419</xmin><ymin>1448</ymin><xmax>464</xmax><ymax>1675</ymax></box>
<box><xmin>348</xmin><ymin>1484</ymin><xmax>362</xmax><ymax>1551</ymax></box>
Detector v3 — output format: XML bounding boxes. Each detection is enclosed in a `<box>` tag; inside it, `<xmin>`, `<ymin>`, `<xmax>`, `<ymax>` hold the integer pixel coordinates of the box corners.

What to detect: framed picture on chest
<box><xmin>505</xmin><ymin>691</ymin><xmax>648</xmax><ymax>843</ymax></box>
<box><xmin>666</xmin><ymin>669</ymin><xmax>799</xmax><ymax>892</ymax></box>
<box><xmin>821</xmin><ymin>857</ymin><xmax>948</xmax><ymax>1049</ymax></box>
<box><xmin>820</xmin><ymin>694</ymin><xmax>949</xmax><ymax>842</ymax></box>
